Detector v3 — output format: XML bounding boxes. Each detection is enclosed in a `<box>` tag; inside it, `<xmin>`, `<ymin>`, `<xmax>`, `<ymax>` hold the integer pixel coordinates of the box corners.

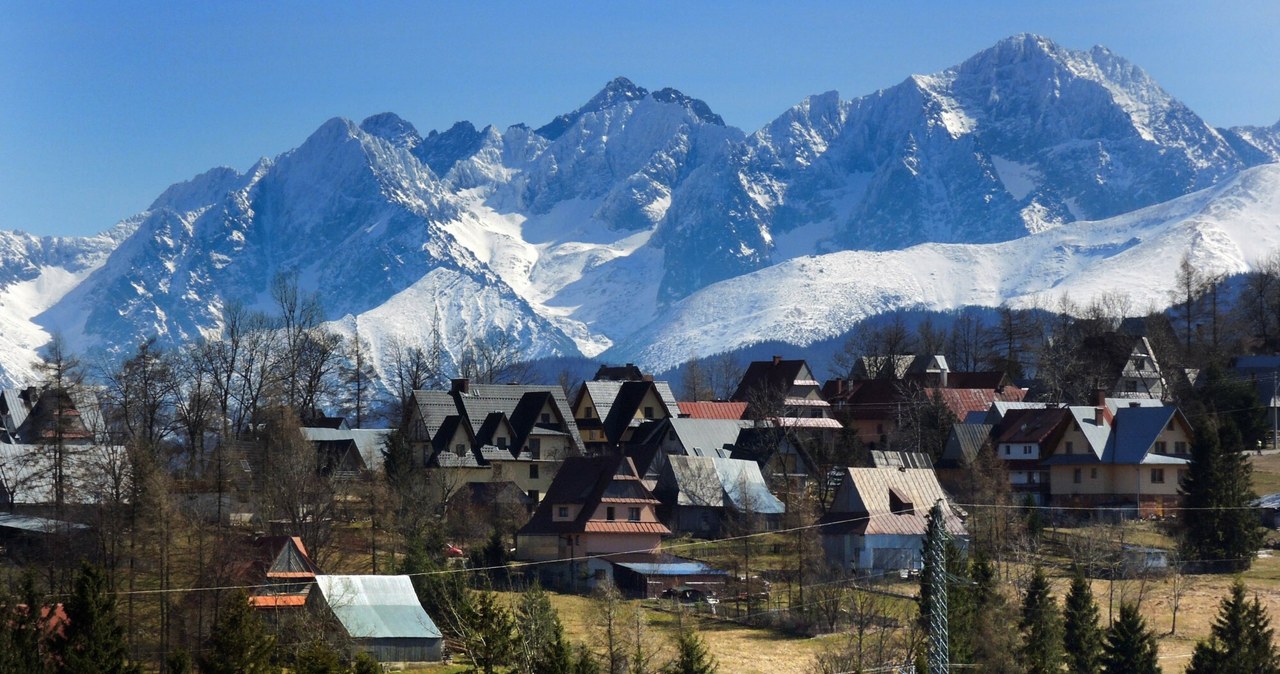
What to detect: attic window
<box><xmin>456</xmin><ymin>443</ymin><xmax>466</xmax><ymax>457</ymax></box>
<box><xmin>644</xmin><ymin>406</ymin><xmax>654</xmax><ymax>419</ymax></box>
<box><xmin>497</xmin><ymin>436</ymin><xmax>508</xmax><ymax>449</ymax></box>
<box><xmin>541</xmin><ymin>413</ymin><xmax>551</xmax><ymax>424</ymax></box>
<box><xmin>888</xmin><ymin>487</ymin><xmax>914</xmax><ymax>515</ymax></box>
<box><xmin>1134</xmin><ymin>358</ymin><xmax>1145</xmax><ymax>371</ymax></box>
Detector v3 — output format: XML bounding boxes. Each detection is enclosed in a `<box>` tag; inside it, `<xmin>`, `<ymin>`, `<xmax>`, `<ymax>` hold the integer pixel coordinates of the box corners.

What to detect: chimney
<box><xmin>1095</xmin><ymin>387</ymin><xmax>1107</xmax><ymax>408</ymax></box>
<box><xmin>1095</xmin><ymin>406</ymin><xmax>1105</xmax><ymax>426</ymax></box>
<box><xmin>772</xmin><ymin>355</ymin><xmax>782</xmax><ymax>365</ymax></box>
<box><xmin>451</xmin><ymin>378</ymin><xmax>470</xmax><ymax>395</ymax></box>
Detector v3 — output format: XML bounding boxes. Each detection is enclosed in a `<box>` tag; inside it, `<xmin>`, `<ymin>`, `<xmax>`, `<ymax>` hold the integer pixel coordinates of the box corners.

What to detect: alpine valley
<box><xmin>6</xmin><ymin>34</ymin><xmax>1280</xmax><ymax>385</ymax></box>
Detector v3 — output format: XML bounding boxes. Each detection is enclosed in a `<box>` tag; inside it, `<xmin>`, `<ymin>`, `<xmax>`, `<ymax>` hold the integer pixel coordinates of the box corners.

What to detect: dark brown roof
<box><xmin>517</xmin><ymin>455</ymin><xmax>668</xmax><ymax>537</ymax></box>
<box><xmin>593</xmin><ymin>363</ymin><xmax>648</xmax><ymax>381</ymax></box>
<box><xmin>731</xmin><ymin>358</ymin><xmax>810</xmax><ymax>403</ymax></box>
<box><xmin>994</xmin><ymin>408</ymin><xmax>1070</xmax><ymax>445</ymax></box>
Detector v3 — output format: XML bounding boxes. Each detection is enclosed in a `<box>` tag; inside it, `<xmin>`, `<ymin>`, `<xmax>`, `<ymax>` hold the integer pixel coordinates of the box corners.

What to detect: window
<box><xmin>628</xmin><ymin>507</ymin><xmax>641</xmax><ymax>521</ymax></box>
<box><xmin>643</xmin><ymin>406</ymin><xmax>654</xmax><ymax>419</ymax></box>
<box><xmin>1151</xmin><ymin>469</ymin><xmax>1165</xmax><ymax>484</ymax></box>
<box><xmin>528</xmin><ymin>490</ymin><xmax>538</xmax><ymax>503</ymax></box>
<box><xmin>606</xmin><ymin>507</ymin><xmax>616</xmax><ymax>521</ymax></box>
<box><xmin>1134</xmin><ymin>358</ymin><xmax>1146</xmax><ymax>371</ymax></box>
<box><xmin>541</xmin><ymin>413</ymin><xmax>551</xmax><ymax>424</ymax></box>
<box><xmin>585</xmin><ymin>407</ymin><xmax>594</xmax><ymax>419</ymax></box>
<box><xmin>1023</xmin><ymin>445</ymin><xmax>1032</xmax><ymax>455</ymax></box>
<box><xmin>455</xmin><ymin>443</ymin><xmax>466</xmax><ymax>457</ymax></box>
<box><xmin>1154</xmin><ymin>441</ymin><xmax>1167</xmax><ymax>454</ymax></box>
<box><xmin>1073</xmin><ymin>468</ymin><xmax>1082</xmax><ymax>484</ymax></box>
<box><xmin>1175</xmin><ymin>441</ymin><xmax>1187</xmax><ymax>454</ymax></box>
<box><xmin>557</xmin><ymin>506</ymin><xmax>569</xmax><ymax>518</ymax></box>
<box><xmin>1005</xmin><ymin>446</ymin><xmax>1011</xmax><ymax>456</ymax></box>
<box><xmin>1066</xmin><ymin>441</ymin><xmax>1074</xmax><ymax>454</ymax></box>
<box><xmin>1126</xmin><ymin>380</ymin><xmax>1138</xmax><ymax>393</ymax></box>
<box><xmin>497</xmin><ymin>436</ymin><xmax>508</xmax><ymax>449</ymax></box>
<box><xmin>1091</xmin><ymin>468</ymin><xmax>1098</xmax><ymax>479</ymax></box>
<box><xmin>529</xmin><ymin>438</ymin><xmax>541</xmax><ymax>459</ymax></box>
<box><xmin>529</xmin><ymin>465</ymin><xmax>539</xmax><ymax>479</ymax></box>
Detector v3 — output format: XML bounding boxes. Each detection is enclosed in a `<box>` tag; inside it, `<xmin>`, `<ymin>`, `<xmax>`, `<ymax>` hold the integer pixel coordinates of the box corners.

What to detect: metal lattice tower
<box><xmin>926</xmin><ymin>500</ymin><xmax>949</xmax><ymax>674</ymax></box>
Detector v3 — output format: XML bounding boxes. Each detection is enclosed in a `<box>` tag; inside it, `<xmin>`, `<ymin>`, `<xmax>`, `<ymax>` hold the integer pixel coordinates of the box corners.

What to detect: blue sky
<box><xmin>3</xmin><ymin>1</ymin><xmax>1279</xmax><ymax>236</ymax></box>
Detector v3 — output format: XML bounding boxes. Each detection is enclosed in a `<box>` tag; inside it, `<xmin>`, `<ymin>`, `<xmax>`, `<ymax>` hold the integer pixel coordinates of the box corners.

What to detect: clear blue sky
<box><xmin>3</xmin><ymin>1</ymin><xmax>1279</xmax><ymax>236</ymax></box>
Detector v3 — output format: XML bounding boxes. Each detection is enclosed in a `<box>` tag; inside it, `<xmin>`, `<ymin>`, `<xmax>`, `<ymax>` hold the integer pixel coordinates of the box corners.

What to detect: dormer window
<box><xmin>888</xmin><ymin>487</ymin><xmax>914</xmax><ymax>515</ymax></box>
<box><xmin>606</xmin><ymin>507</ymin><xmax>616</xmax><ymax>521</ymax></box>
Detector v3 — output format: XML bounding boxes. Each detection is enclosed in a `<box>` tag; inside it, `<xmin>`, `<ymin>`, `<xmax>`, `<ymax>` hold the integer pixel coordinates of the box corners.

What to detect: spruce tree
<box><xmin>1018</xmin><ymin>566</ymin><xmax>1063</xmax><ymax>674</ymax></box>
<box><xmin>52</xmin><ymin>563</ymin><xmax>140</xmax><ymax>674</ymax></box>
<box><xmin>465</xmin><ymin>589</ymin><xmax>516</xmax><ymax>674</ymax></box>
<box><xmin>516</xmin><ymin>583</ymin><xmax>575</xmax><ymax>674</ymax></box>
<box><xmin>1186</xmin><ymin>580</ymin><xmax>1280</xmax><ymax>674</ymax></box>
<box><xmin>200</xmin><ymin>592</ymin><xmax>277</xmax><ymax>674</ymax></box>
<box><xmin>969</xmin><ymin>549</ymin><xmax>1020</xmax><ymax>674</ymax></box>
<box><xmin>1180</xmin><ymin>416</ymin><xmax>1263</xmax><ymax>572</ymax></box>
<box><xmin>662</xmin><ymin>626</ymin><xmax>717</xmax><ymax>674</ymax></box>
<box><xmin>1062</xmin><ymin>570</ymin><xmax>1103</xmax><ymax>674</ymax></box>
<box><xmin>1101</xmin><ymin>603</ymin><xmax>1159</xmax><ymax>674</ymax></box>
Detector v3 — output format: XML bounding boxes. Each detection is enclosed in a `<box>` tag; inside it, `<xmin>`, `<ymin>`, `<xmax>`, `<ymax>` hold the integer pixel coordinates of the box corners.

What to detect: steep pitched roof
<box><xmin>1103</xmin><ymin>406</ymin><xmax>1191</xmax><ymax>466</ymax></box>
<box><xmin>820</xmin><ymin>467</ymin><xmax>965</xmax><ymax>537</ymax></box>
<box><xmin>312</xmin><ymin>575</ymin><xmax>441</xmax><ymax>640</ymax></box>
<box><xmin>937</xmin><ymin>423</ymin><xmax>993</xmax><ymax>469</ymax></box>
<box><xmin>415</xmin><ymin>384</ymin><xmax>584</xmax><ymax>454</ymax></box>
<box><xmin>658</xmin><ymin>456</ymin><xmax>784</xmax><ymax>514</ymax></box>
<box><xmin>994</xmin><ymin>408</ymin><xmax>1070</xmax><ymax>446</ymax></box>
<box><xmin>731</xmin><ymin>358</ymin><xmax>814</xmax><ymax>402</ymax></box>
<box><xmin>517</xmin><ymin>455</ymin><xmax>669</xmax><ymax>537</ymax></box>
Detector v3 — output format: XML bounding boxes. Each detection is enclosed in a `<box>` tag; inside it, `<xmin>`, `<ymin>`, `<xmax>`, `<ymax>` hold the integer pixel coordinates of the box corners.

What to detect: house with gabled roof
<box><xmin>516</xmin><ymin>455</ymin><xmax>670</xmax><ymax>592</ymax></box>
<box><xmin>626</xmin><ymin>417</ymin><xmax>754</xmax><ymax>481</ymax></box>
<box><xmin>652</xmin><ymin>455</ymin><xmax>784</xmax><ymax>536</ymax></box>
<box><xmin>573</xmin><ymin>378</ymin><xmax>680</xmax><ymax>451</ymax></box>
<box><xmin>309</xmin><ymin>574</ymin><xmax>442</xmax><ymax>663</ymax></box>
<box><xmin>231</xmin><ymin>535</ymin><xmax>321</xmax><ymax>611</ymax></box>
<box><xmin>731</xmin><ymin>357</ymin><xmax>841</xmax><ymax>459</ymax></box>
<box><xmin>1043</xmin><ymin>403</ymin><xmax>1193</xmax><ymax>516</ymax></box>
<box><xmin>818</xmin><ymin>466</ymin><xmax>966</xmax><ymax>572</ymax></box>
<box><xmin>993</xmin><ymin>407</ymin><xmax>1071</xmax><ymax>504</ymax></box>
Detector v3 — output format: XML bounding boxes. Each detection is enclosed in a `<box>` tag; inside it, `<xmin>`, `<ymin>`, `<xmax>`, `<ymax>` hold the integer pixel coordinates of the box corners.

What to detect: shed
<box><xmin>310</xmin><ymin>575</ymin><xmax>443</xmax><ymax>663</ymax></box>
<box><xmin>606</xmin><ymin>554</ymin><xmax>729</xmax><ymax>599</ymax></box>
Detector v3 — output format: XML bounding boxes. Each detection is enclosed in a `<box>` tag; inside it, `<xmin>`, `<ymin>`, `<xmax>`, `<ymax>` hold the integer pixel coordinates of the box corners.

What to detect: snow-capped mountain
<box><xmin>2</xmin><ymin>35</ymin><xmax>1279</xmax><ymax>386</ymax></box>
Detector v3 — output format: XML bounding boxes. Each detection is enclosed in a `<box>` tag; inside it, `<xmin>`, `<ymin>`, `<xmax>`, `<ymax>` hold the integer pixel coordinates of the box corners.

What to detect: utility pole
<box><xmin>925</xmin><ymin>500</ymin><xmax>949</xmax><ymax>674</ymax></box>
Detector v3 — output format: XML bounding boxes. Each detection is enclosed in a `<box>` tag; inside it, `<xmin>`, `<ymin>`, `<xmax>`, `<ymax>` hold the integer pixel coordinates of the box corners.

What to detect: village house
<box><xmin>235</xmin><ymin>535</ymin><xmax>321</xmax><ymax>611</ymax></box>
<box><xmin>515</xmin><ymin>454</ymin><xmax>670</xmax><ymax>592</ymax></box>
<box><xmin>732</xmin><ymin>357</ymin><xmax>840</xmax><ymax>453</ymax></box>
<box><xmin>651</xmin><ymin>455</ymin><xmax>784</xmax><ymax>537</ymax></box>
<box><xmin>1043</xmin><ymin>402</ymin><xmax>1193</xmax><ymax>516</ymax></box>
<box><xmin>818</xmin><ymin>466</ymin><xmax>966</xmax><ymax>573</ymax></box>
<box><xmin>407</xmin><ymin>380</ymin><xmax>582</xmax><ymax>504</ymax></box>
<box><xmin>626</xmin><ymin>417</ymin><xmax>754</xmax><ymax>482</ymax></box>
<box><xmin>572</xmin><ymin>367</ymin><xmax>680</xmax><ymax>451</ymax></box>
<box><xmin>301</xmin><ymin>417</ymin><xmax>391</xmax><ymax>477</ymax></box>
<box><xmin>309</xmin><ymin>574</ymin><xmax>443</xmax><ymax>664</ymax></box>
<box><xmin>992</xmin><ymin>407</ymin><xmax>1071</xmax><ymax>505</ymax></box>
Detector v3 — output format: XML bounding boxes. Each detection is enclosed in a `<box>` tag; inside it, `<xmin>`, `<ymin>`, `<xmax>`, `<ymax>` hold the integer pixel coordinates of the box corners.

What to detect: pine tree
<box><xmin>51</xmin><ymin>563</ymin><xmax>140</xmax><ymax>674</ymax></box>
<box><xmin>1062</xmin><ymin>570</ymin><xmax>1103</xmax><ymax>674</ymax></box>
<box><xmin>1180</xmin><ymin>415</ymin><xmax>1263</xmax><ymax>572</ymax></box>
<box><xmin>1101</xmin><ymin>603</ymin><xmax>1159</xmax><ymax>674</ymax></box>
<box><xmin>1018</xmin><ymin>566</ymin><xmax>1063</xmax><ymax>674</ymax></box>
<box><xmin>573</xmin><ymin>644</ymin><xmax>602</xmax><ymax>674</ymax></box>
<box><xmin>1186</xmin><ymin>580</ymin><xmax>1280</xmax><ymax>674</ymax></box>
<box><xmin>918</xmin><ymin>513</ymin><xmax>973</xmax><ymax>662</ymax></box>
<box><xmin>968</xmin><ymin>549</ymin><xmax>1020</xmax><ymax>674</ymax></box>
<box><xmin>662</xmin><ymin>625</ymin><xmax>717</xmax><ymax>674</ymax></box>
<box><xmin>199</xmin><ymin>592</ymin><xmax>277</xmax><ymax>674</ymax></box>
<box><xmin>292</xmin><ymin>638</ymin><xmax>344</xmax><ymax>674</ymax></box>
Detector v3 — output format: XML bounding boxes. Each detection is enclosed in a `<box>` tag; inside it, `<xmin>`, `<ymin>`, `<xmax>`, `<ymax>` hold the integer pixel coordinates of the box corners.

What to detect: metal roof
<box><xmin>1103</xmin><ymin>406</ymin><xmax>1178</xmax><ymax>465</ymax></box>
<box><xmin>313</xmin><ymin>575</ymin><xmax>441</xmax><ymax>640</ymax></box>
<box><xmin>667</xmin><ymin>419</ymin><xmax>753</xmax><ymax>455</ymax></box>
<box><xmin>0</xmin><ymin>441</ymin><xmax>128</xmax><ymax>505</ymax></box>
<box><xmin>676</xmin><ymin>402</ymin><xmax>747</xmax><ymax>420</ymax></box>
<box><xmin>612</xmin><ymin>559</ymin><xmax>729</xmax><ymax>577</ymax></box>
<box><xmin>938</xmin><ymin>423</ymin><xmax>992</xmax><ymax>467</ymax></box>
<box><xmin>0</xmin><ymin>513</ymin><xmax>88</xmax><ymax>533</ymax></box>
<box><xmin>662</xmin><ymin>455</ymin><xmax>784</xmax><ymax>515</ymax></box>
<box><xmin>303</xmin><ymin>427</ymin><xmax>392</xmax><ymax>472</ymax></box>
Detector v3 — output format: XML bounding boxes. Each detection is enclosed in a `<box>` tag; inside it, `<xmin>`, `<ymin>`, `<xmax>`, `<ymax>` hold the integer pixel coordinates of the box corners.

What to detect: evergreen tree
<box><xmin>968</xmin><ymin>549</ymin><xmax>1020</xmax><ymax>674</ymax></box>
<box><xmin>351</xmin><ymin>653</ymin><xmax>381</xmax><ymax>674</ymax></box>
<box><xmin>573</xmin><ymin>644</ymin><xmax>602</xmax><ymax>674</ymax></box>
<box><xmin>1180</xmin><ymin>415</ymin><xmax>1263</xmax><ymax>572</ymax></box>
<box><xmin>918</xmin><ymin>512</ymin><xmax>973</xmax><ymax>663</ymax></box>
<box><xmin>1018</xmin><ymin>566</ymin><xmax>1063</xmax><ymax>674</ymax></box>
<box><xmin>465</xmin><ymin>589</ymin><xmax>516</xmax><ymax>674</ymax></box>
<box><xmin>199</xmin><ymin>593</ymin><xmax>277</xmax><ymax>674</ymax></box>
<box><xmin>516</xmin><ymin>583</ymin><xmax>575</xmax><ymax>674</ymax></box>
<box><xmin>1062</xmin><ymin>570</ymin><xmax>1103</xmax><ymax>674</ymax></box>
<box><xmin>51</xmin><ymin>563</ymin><xmax>140</xmax><ymax>674</ymax></box>
<box><xmin>292</xmin><ymin>639</ymin><xmax>344</xmax><ymax>674</ymax></box>
<box><xmin>1186</xmin><ymin>580</ymin><xmax>1280</xmax><ymax>674</ymax></box>
<box><xmin>1101</xmin><ymin>603</ymin><xmax>1159</xmax><ymax>674</ymax></box>
<box><xmin>662</xmin><ymin>626</ymin><xmax>717</xmax><ymax>674</ymax></box>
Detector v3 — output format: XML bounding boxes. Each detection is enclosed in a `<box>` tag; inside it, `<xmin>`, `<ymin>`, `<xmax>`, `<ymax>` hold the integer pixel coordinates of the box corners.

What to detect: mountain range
<box><xmin>4</xmin><ymin>33</ymin><xmax>1280</xmax><ymax>385</ymax></box>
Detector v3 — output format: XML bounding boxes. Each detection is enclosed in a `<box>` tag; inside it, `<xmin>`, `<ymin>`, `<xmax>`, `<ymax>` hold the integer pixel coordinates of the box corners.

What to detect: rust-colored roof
<box><xmin>583</xmin><ymin>521</ymin><xmax>671</xmax><ymax>534</ymax></box>
<box><xmin>249</xmin><ymin>594</ymin><xmax>309</xmax><ymax>609</ymax></box>
<box><xmin>822</xmin><ymin>467</ymin><xmax>965</xmax><ymax>537</ymax></box>
<box><xmin>931</xmin><ymin>386</ymin><xmax>1026</xmax><ymax>420</ymax></box>
<box><xmin>678</xmin><ymin>402</ymin><xmax>747</xmax><ymax>420</ymax></box>
<box><xmin>518</xmin><ymin>455</ymin><xmax>669</xmax><ymax>537</ymax></box>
